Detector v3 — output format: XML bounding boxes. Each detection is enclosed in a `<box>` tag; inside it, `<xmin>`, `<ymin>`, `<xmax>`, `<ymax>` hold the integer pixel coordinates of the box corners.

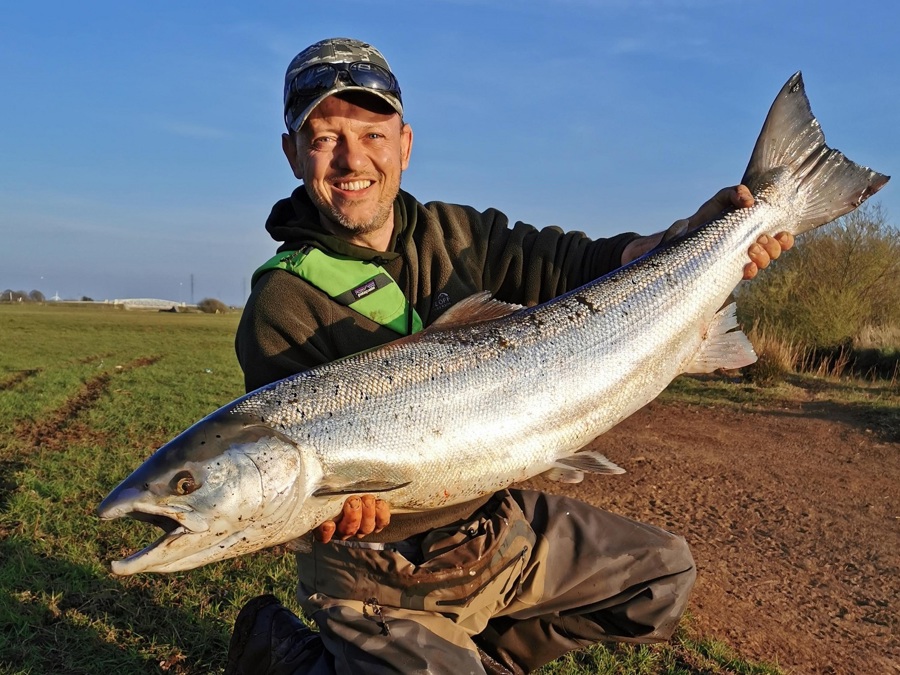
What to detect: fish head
<box><xmin>97</xmin><ymin>409</ymin><xmax>308</xmax><ymax>574</ymax></box>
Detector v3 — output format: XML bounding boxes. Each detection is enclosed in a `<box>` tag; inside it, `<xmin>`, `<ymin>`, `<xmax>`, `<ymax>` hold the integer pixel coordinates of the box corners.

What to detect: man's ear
<box><xmin>282</xmin><ymin>132</ymin><xmax>304</xmax><ymax>180</ymax></box>
<box><xmin>400</xmin><ymin>123</ymin><xmax>413</xmax><ymax>171</ymax></box>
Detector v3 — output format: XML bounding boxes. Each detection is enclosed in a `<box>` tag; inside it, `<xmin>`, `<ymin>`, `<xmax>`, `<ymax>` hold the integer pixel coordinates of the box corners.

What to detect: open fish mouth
<box><xmin>99</xmin><ymin>496</ymin><xmax>213</xmax><ymax>570</ymax></box>
<box><xmin>130</xmin><ymin>510</ymin><xmax>182</xmax><ymax>533</ymax></box>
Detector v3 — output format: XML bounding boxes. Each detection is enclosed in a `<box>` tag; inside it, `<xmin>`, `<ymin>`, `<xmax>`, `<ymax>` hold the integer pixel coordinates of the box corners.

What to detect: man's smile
<box><xmin>335</xmin><ymin>179</ymin><xmax>374</xmax><ymax>192</ymax></box>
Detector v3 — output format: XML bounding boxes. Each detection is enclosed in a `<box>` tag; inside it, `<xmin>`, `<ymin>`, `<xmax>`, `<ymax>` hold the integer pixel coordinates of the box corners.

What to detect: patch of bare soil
<box><xmin>523</xmin><ymin>398</ymin><xmax>899</xmax><ymax>674</ymax></box>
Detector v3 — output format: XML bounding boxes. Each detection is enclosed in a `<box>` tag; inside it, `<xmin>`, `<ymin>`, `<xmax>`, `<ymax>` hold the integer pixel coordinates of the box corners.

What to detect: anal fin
<box><xmin>685</xmin><ymin>302</ymin><xmax>757</xmax><ymax>374</ymax></box>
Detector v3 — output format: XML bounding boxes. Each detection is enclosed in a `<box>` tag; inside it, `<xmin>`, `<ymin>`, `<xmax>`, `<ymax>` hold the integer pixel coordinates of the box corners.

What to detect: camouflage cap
<box><xmin>283</xmin><ymin>38</ymin><xmax>403</xmax><ymax>133</ymax></box>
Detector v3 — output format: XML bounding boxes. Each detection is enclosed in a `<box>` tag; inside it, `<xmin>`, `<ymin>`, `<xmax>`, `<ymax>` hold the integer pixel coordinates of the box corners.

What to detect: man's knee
<box><xmin>225</xmin><ymin>595</ymin><xmax>329</xmax><ymax>675</ymax></box>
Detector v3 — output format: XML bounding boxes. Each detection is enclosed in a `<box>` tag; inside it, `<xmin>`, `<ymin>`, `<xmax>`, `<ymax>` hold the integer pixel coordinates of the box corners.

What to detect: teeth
<box><xmin>337</xmin><ymin>180</ymin><xmax>372</xmax><ymax>191</ymax></box>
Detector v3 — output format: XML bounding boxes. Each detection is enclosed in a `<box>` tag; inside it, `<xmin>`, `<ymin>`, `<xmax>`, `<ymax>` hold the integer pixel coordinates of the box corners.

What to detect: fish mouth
<box><xmin>99</xmin><ymin>496</ymin><xmax>213</xmax><ymax>574</ymax></box>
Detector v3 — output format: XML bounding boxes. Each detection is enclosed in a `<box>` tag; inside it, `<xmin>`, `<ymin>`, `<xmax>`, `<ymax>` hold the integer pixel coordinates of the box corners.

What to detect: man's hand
<box><xmin>620</xmin><ymin>185</ymin><xmax>794</xmax><ymax>279</ymax></box>
<box><xmin>313</xmin><ymin>494</ymin><xmax>391</xmax><ymax>544</ymax></box>
<box><xmin>744</xmin><ymin>231</ymin><xmax>793</xmax><ymax>280</ymax></box>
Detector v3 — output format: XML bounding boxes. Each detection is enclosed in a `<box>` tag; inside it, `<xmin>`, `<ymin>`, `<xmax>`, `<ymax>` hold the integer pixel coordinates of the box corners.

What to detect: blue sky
<box><xmin>1</xmin><ymin>1</ymin><xmax>896</xmax><ymax>306</ymax></box>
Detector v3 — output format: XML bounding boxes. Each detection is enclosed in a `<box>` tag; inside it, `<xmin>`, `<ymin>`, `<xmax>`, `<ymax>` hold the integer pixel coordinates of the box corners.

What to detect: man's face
<box><xmin>283</xmin><ymin>93</ymin><xmax>412</xmax><ymax>244</ymax></box>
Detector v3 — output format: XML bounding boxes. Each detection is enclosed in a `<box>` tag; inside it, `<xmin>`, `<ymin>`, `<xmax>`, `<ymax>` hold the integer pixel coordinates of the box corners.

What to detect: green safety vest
<box><xmin>253</xmin><ymin>246</ymin><xmax>423</xmax><ymax>336</ymax></box>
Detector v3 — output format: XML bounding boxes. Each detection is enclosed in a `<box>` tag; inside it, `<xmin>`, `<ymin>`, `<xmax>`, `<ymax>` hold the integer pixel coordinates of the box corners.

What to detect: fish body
<box><xmin>98</xmin><ymin>73</ymin><xmax>888</xmax><ymax>574</ymax></box>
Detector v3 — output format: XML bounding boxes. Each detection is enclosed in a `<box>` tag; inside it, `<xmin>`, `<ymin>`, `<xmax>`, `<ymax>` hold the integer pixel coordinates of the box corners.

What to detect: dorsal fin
<box><xmin>428</xmin><ymin>292</ymin><xmax>523</xmax><ymax>329</ymax></box>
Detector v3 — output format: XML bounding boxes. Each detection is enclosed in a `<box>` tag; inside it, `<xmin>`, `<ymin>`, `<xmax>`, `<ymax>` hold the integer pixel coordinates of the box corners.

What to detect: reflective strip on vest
<box><xmin>253</xmin><ymin>247</ymin><xmax>423</xmax><ymax>336</ymax></box>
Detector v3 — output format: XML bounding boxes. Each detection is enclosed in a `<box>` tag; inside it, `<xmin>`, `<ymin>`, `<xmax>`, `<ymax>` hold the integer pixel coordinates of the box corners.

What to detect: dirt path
<box><xmin>522</xmin><ymin>395</ymin><xmax>899</xmax><ymax>674</ymax></box>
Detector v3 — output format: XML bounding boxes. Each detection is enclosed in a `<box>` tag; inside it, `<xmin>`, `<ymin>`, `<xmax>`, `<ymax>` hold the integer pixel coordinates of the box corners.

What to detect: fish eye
<box><xmin>171</xmin><ymin>471</ymin><xmax>199</xmax><ymax>495</ymax></box>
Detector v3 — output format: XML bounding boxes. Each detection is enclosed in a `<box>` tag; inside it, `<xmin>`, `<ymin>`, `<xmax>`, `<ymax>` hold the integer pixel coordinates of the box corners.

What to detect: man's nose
<box><xmin>334</xmin><ymin>136</ymin><xmax>367</xmax><ymax>171</ymax></box>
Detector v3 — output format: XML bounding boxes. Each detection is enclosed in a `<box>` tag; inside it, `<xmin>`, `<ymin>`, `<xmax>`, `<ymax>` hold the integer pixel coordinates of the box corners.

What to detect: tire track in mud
<box><xmin>1</xmin><ymin>356</ymin><xmax>162</xmax><ymax>529</ymax></box>
<box><xmin>13</xmin><ymin>355</ymin><xmax>162</xmax><ymax>452</ymax></box>
<box><xmin>0</xmin><ymin>368</ymin><xmax>42</xmax><ymax>391</ymax></box>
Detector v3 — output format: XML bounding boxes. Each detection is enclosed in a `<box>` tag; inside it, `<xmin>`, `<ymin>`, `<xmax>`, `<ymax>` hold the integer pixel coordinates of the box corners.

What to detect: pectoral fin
<box><xmin>313</xmin><ymin>479</ymin><xmax>411</xmax><ymax>497</ymax></box>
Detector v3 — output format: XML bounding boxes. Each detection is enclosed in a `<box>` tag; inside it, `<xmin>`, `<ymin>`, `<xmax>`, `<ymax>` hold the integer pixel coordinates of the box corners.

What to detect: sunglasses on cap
<box><xmin>286</xmin><ymin>61</ymin><xmax>402</xmax><ymax>102</ymax></box>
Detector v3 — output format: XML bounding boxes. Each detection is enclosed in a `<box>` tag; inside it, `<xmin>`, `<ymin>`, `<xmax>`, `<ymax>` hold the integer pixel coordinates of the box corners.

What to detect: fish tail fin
<box><xmin>741</xmin><ymin>72</ymin><xmax>889</xmax><ymax>236</ymax></box>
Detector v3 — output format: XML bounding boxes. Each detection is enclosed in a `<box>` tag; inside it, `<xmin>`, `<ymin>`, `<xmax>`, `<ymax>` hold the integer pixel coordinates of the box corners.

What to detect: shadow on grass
<box><xmin>671</xmin><ymin>373</ymin><xmax>900</xmax><ymax>444</ymax></box>
<box><xmin>0</xmin><ymin>537</ymin><xmax>232</xmax><ymax>674</ymax></box>
<box><xmin>761</xmin><ymin>396</ymin><xmax>899</xmax><ymax>445</ymax></box>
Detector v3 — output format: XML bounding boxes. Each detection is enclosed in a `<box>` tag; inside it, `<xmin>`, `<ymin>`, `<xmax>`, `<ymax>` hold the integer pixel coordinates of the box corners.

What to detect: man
<box><xmin>228</xmin><ymin>38</ymin><xmax>791</xmax><ymax>675</ymax></box>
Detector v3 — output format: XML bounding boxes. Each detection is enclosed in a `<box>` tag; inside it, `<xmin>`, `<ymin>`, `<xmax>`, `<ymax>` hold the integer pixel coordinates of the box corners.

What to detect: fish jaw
<box><xmin>97</xmin><ymin>410</ymin><xmax>309</xmax><ymax>574</ymax></box>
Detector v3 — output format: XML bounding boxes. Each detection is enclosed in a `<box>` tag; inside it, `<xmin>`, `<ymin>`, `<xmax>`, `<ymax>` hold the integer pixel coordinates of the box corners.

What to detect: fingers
<box><xmin>335</xmin><ymin>496</ymin><xmax>363</xmax><ymax>539</ymax></box>
<box><xmin>742</xmin><ymin>261</ymin><xmax>760</xmax><ymax>281</ymax></box>
<box><xmin>374</xmin><ymin>498</ymin><xmax>391</xmax><ymax>532</ymax></box>
<box><xmin>313</xmin><ymin>520</ymin><xmax>337</xmax><ymax>544</ymax></box>
<box><xmin>315</xmin><ymin>495</ymin><xmax>392</xmax><ymax>544</ymax></box>
<box><xmin>742</xmin><ymin>231</ymin><xmax>793</xmax><ymax>280</ymax></box>
<box><xmin>774</xmin><ymin>231</ymin><xmax>794</xmax><ymax>252</ymax></box>
<box><xmin>731</xmin><ymin>184</ymin><xmax>754</xmax><ymax>209</ymax></box>
<box><xmin>350</xmin><ymin>495</ymin><xmax>390</xmax><ymax>538</ymax></box>
<box><xmin>357</xmin><ymin>495</ymin><xmax>377</xmax><ymax>537</ymax></box>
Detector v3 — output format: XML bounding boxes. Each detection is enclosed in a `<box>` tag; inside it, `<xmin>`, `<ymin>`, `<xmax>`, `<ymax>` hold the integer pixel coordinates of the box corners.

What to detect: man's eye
<box><xmin>312</xmin><ymin>137</ymin><xmax>336</xmax><ymax>149</ymax></box>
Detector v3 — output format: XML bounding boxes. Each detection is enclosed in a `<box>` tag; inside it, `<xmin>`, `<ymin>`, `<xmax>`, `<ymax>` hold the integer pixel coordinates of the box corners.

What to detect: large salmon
<box><xmin>97</xmin><ymin>72</ymin><xmax>888</xmax><ymax>574</ymax></box>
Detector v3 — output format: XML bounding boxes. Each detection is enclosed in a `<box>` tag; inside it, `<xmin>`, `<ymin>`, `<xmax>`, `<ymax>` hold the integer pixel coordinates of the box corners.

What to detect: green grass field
<box><xmin>0</xmin><ymin>303</ymin><xmax>786</xmax><ymax>674</ymax></box>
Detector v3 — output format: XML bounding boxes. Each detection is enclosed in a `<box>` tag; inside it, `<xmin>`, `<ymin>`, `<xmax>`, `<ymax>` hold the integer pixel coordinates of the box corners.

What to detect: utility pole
<box><xmin>190</xmin><ymin>274</ymin><xmax>194</xmax><ymax>305</ymax></box>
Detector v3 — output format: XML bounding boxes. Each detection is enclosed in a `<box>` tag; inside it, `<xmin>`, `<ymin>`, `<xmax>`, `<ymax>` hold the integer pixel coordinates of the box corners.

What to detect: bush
<box><xmin>197</xmin><ymin>297</ymin><xmax>229</xmax><ymax>314</ymax></box>
<box><xmin>736</xmin><ymin>202</ymin><xmax>900</xmax><ymax>348</ymax></box>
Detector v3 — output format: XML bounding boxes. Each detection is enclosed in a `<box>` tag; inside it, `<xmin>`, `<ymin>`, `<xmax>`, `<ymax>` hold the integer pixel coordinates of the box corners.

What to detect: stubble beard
<box><xmin>325</xmin><ymin>197</ymin><xmax>394</xmax><ymax>236</ymax></box>
<box><xmin>311</xmin><ymin>175</ymin><xmax>402</xmax><ymax>241</ymax></box>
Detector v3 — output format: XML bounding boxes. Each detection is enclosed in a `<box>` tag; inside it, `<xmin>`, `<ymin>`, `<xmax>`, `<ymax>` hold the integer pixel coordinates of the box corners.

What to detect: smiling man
<box><xmin>229</xmin><ymin>37</ymin><xmax>790</xmax><ymax>675</ymax></box>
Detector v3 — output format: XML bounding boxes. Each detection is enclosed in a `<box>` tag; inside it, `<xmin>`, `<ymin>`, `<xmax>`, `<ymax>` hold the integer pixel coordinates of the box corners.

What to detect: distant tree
<box><xmin>736</xmin><ymin>202</ymin><xmax>900</xmax><ymax>347</ymax></box>
<box><xmin>29</xmin><ymin>290</ymin><xmax>45</xmax><ymax>302</ymax></box>
<box><xmin>1</xmin><ymin>289</ymin><xmax>12</xmax><ymax>302</ymax></box>
<box><xmin>81</xmin><ymin>296</ymin><xmax>94</xmax><ymax>302</ymax></box>
<box><xmin>197</xmin><ymin>297</ymin><xmax>229</xmax><ymax>314</ymax></box>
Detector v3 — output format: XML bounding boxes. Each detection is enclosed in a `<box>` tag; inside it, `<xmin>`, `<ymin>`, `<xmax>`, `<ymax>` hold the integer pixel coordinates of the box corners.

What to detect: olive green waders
<box><xmin>225</xmin><ymin>489</ymin><xmax>696</xmax><ymax>674</ymax></box>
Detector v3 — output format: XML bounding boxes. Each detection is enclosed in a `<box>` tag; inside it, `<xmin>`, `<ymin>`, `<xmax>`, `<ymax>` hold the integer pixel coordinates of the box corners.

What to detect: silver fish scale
<box><xmin>233</xmin><ymin>190</ymin><xmax>795</xmax><ymax>511</ymax></box>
